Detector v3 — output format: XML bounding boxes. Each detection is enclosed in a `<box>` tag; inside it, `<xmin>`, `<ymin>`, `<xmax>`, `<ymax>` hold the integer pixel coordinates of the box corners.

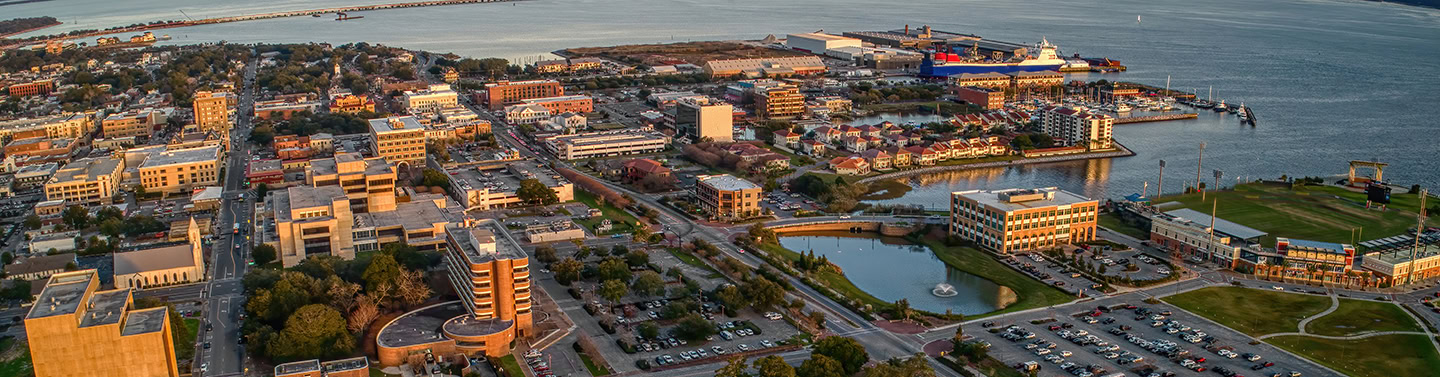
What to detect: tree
<box><xmin>631</xmin><ymin>271</ymin><xmax>666</xmax><ymax>297</ymax></box>
<box><xmin>98</xmin><ymin>218</ymin><xmax>124</xmax><ymax>238</ymax></box>
<box><xmin>953</xmin><ymin>321</ymin><xmax>965</xmax><ymax>344</ymax></box>
<box><xmin>814</xmin><ymin>336</ymin><xmax>869</xmax><ymax>375</ymax></box>
<box><xmin>253</xmin><ymin>244</ymin><xmax>278</xmax><ymax>266</ymax></box>
<box><xmin>748</xmin><ymin>223</ymin><xmax>777</xmax><ymax>245</ymax></box>
<box><xmin>62</xmin><ymin>205</ymin><xmax>90</xmax><ymax>229</ymax></box>
<box><xmin>743</xmin><ymin>277</ymin><xmax>785</xmax><ymax>309</ymax></box>
<box><xmin>535</xmin><ymin>245</ymin><xmax>558</xmax><ymax>263</ymax></box>
<box><xmin>395</xmin><ymin>268</ymin><xmax>432</xmax><ymax>308</ymax></box>
<box><xmin>347</xmin><ymin>294</ymin><xmax>379</xmax><ymax>333</ymax></box>
<box><xmin>808</xmin><ymin>311</ymin><xmax>826</xmax><ymax>328</ymax></box>
<box><xmin>552</xmin><ymin>258</ymin><xmax>583</xmax><ymax>285</ymax></box>
<box><xmin>598</xmin><ymin>258</ymin><xmax>632</xmax><ymax>282</ymax></box>
<box><xmin>598</xmin><ymin>279</ymin><xmax>628</xmax><ymax>304</ymax></box>
<box><xmin>893</xmin><ymin>298</ymin><xmax>914</xmax><ymax>322</ymax></box>
<box><xmin>23</xmin><ymin>215</ymin><xmax>40</xmax><ymax>230</ymax></box>
<box><xmin>637</xmin><ymin>322</ymin><xmax>660</xmax><ymax>339</ymax></box>
<box><xmin>325</xmin><ymin>276</ymin><xmax>362</xmax><ymax>313</ymax></box>
<box><xmin>715</xmin><ymin>285</ymin><xmax>749</xmax><ymax>309</ymax></box>
<box><xmin>516</xmin><ymin>178</ymin><xmax>559</xmax><ymax>205</ymax></box>
<box><xmin>797</xmin><ymin>354</ymin><xmax>845</xmax><ymax>377</ymax></box>
<box><xmin>1</xmin><ymin>252</ymin><xmax>11</xmax><ymax>265</ymax></box>
<box><xmin>256</xmin><ymin>183</ymin><xmax>270</xmax><ymax>200</ymax></box>
<box><xmin>863</xmin><ymin>354</ymin><xmax>935</xmax><ymax>377</ymax></box>
<box><xmin>714</xmin><ymin>356</ymin><xmax>750</xmax><ymax>377</ymax></box>
<box><xmin>755</xmin><ymin>355</ymin><xmax>797</xmax><ymax>377</ymax></box>
<box><xmin>666</xmin><ymin>267</ymin><xmax>684</xmax><ymax>281</ymax></box>
<box><xmin>362</xmin><ymin>253</ymin><xmax>402</xmax><ymax>295</ymax></box>
<box><xmin>266</xmin><ymin>304</ymin><xmax>354</xmax><ymax>361</ymax></box>
<box><xmin>673</xmin><ymin>313</ymin><xmax>716</xmax><ymax>341</ymax></box>
<box><xmin>575</xmin><ymin>247</ymin><xmax>592</xmax><ymax>261</ymax></box>
<box><xmin>625</xmin><ymin>250</ymin><xmax>650</xmax><ymax>267</ymax></box>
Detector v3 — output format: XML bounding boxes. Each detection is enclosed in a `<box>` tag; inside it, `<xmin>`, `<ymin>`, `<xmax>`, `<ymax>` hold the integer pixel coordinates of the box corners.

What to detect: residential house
<box><xmin>860</xmin><ymin>149</ymin><xmax>892</xmax><ymax>170</ymax></box>
<box><xmin>621</xmin><ymin>158</ymin><xmax>671</xmax><ymax>184</ymax></box>
<box><xmin>842</xmin><ymin>136</ymin><xmax>869</xmax><ymax>153</ymax></box>
<box><xmin>799</xmin><ymin>139</ymin><xmax>827</xmax><ymax>156</ymax></box>
<box><xmin>906</xmin><ymin>145</ymin><xmax>939</xmax><ymax>166</ymax></box>
<box><xmin>828</xmin><ymin>156</ymin><xmax>871</xmax><ymax>175</ymax></box>
<box><xmin>772</xmin><ymin>129</ymin><xmax>801</xmax><ymax>149</ymax></box>
<box><xmin>885</xmin><ymin>134</ymin><xmax>909</xmax><ymax>147</ymax></box>
<box><xmin>882</xmin><ymin>146</ymin><xmax>912</xmax><ymax>167</ymax></box>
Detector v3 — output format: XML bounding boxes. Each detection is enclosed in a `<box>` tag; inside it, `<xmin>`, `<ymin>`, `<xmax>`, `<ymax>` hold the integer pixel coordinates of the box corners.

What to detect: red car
<box><xmin>1049</xmin><ymin>325</ymin><xmax>1062</xmax><ymax>331</ymax></box>
<box><xmin>1195</xmin><ymin>357</ymin><xmax>1207</xmax><ymax>363</ymax></box>
<box><xmin>1090</xmin><ymin>311</ymin><xmax>1103</xmax><ymax>317</ymax></box>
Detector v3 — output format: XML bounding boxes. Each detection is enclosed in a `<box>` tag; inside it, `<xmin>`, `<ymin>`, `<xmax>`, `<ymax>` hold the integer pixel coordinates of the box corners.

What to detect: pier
<box><xmin>2</xmin><ymin>0</ymin><xmax>526</xmax><ymax>49</ymax></box>
<box><xmin>1115</xmin><ymin>113</ymin><xmax>1198</xmax><ymax>124</ymax></box>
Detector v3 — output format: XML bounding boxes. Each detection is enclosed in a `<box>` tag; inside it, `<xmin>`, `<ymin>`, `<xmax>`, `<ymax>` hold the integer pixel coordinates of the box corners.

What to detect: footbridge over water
<box><xmin>763</xmin><ymin>215</ymin><xmax>944</xmax><ymax>236</ymax></box>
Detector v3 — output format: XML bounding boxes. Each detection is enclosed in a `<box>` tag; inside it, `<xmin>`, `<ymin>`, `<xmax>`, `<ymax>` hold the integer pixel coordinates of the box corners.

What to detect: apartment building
<box><xmin>949</xmin><ymin>187</ymin><xmax>1099</xmax><ymax>253</ymax></box>
<box><xmin>25</xmin><ymin>270</ymin><xmax>179</xmax><ymax>377</ymax></box>
<box><xmin>480</xmin><ymin>80</ymin><xmax>564</xmax><ymax>110</ymax></box>
<box><xmin>192</xmin><ymin>90</ymin><xmax>230</xmax><ymax>136</ymax></box>
<box><xmin>949</xmin><ymin>72</ymin><xmax>1011</xmax><ymax>88</ymax></box>
<box><xmin>503</xmin><ymin>104</ymin><xmax>550</xmax><ymax>125</ymax></box>
<box><xmin>402</xmin><ymin>84</ymin><xmax>459</xmax><ymax>114</ymax></box>
<box><xmin>755</xmin><ymin>84</ymin><xmax>804</xmax><ymax>119</ymax></box>
<box><xmin>0</xmin><ymin>113</ymin><xmax>92</xmax><ymax>145</ymax></box>
<box><xmin>305</xmin><ymin>153</ymin><xmax>398</xmax><ymax>213</ymax></box>
<box><xmin>544</xmin><ymin>130</ymin><xmax>670</xmax><ymax>160</ymax></box>
<box><xmin>447</xmin><ymin>160</ymin><xmax>575</xmax><ymax>211</ymax></box>
<box><xmin>101</xmin><ymin>109</ymin><xmax>163</xmax><ymax>139</ymax></box>
<box><xmin>693</xmin><ymin>174</ymin><xmax>762</xmax><ymax>221</ymax></box>
<box><xmin>6</xmin><ymin>79</ymin><xmax>55</xmax><ymax>97</ymax></box>
<box><xmin>953</xmin><ymin>86</ymin><xmax>1004</xmax><ymax>110</ymax></box>
<box><xmin>674</xmin><ymin>97</ymin><xmax>734</xmax><ymax>142</ymax></box>
<box><xmin>368</xmin><ymin>117</ymin><xmax>427</xmax><ymax>169</ymax></box>
<box><xmin>137</xmin><ymin>146</ymin><xmax>221</xmax><ymax>194</ymax></box>
<box><xmin>442</xmin><ymin>222</ymin><xmax>533</xmax><ymax>356</ymax></box>
<box><xmin>44</xmin><ymin>157</ymin><xmax>124</xmax><ymax>206</ymax></box>
<box><xmin>1040</xmin><ymin>106</ymin><xmax>1113</xmax><ymax>151</ymax></box>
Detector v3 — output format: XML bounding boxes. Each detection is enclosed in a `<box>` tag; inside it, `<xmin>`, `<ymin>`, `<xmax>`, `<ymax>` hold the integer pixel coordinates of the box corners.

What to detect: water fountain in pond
<box><xmin>932</xmin><ymin>283</ymin><xmax>958</xmax><ymax>297</ymax></box>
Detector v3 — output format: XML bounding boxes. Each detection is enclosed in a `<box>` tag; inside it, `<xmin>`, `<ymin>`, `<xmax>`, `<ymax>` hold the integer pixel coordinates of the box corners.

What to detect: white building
<box><xmin>786</xmin><ymin>33</ymin><xmax>862</xmax><ymax>53</ymax></box>
<box><xmin>402</xmin><ymin>84</ymin><xmax>459</xmax><ymax>114</ymax></box>
<box><xmin>504</xmin><ymin>104</ymin><xmax>551</xmax><ymax>125</ymax></box>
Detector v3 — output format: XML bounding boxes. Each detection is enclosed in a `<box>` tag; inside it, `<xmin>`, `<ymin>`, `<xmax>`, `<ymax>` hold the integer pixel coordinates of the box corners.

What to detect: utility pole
<box><xmin>1196</xmin><ymin>142</ymin><xmax>1206</xmax><ymax>200</ymax></box>
<box><xmin>1406</xmin><ymin>189</ymin><xmax>1428</xmax><ymax>286</ymax></box>
<box><xmin>1158</xmin><ymin>159</ymin><xmax>1166</xmax><ymax>198</ymax></box>
<box><xmin>1213</xmin><ymin>169</ymin><xmax>1224</xmax><ymax>196</ymax></box>
<box><xmin>1207</xmin><ymin>197</ymin><xmax>1218</xmax><ymax>265</ymax></box>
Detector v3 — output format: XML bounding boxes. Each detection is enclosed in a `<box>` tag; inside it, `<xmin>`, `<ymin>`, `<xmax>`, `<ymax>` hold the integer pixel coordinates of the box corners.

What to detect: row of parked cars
<box><xmin>523</xmin><ymin>349</ymin><xmax>553</xmax><ymax>377</ymax></box>
<box><xmin>651</xmin><ymin>340</ymin><xmax>777</xmax><ymax>367</ymax></box>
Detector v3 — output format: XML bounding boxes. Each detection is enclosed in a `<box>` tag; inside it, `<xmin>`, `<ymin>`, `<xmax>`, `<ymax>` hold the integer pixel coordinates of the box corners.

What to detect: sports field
<box><xmin>1153</xmin><ymin>183</ymin><xmax>1422</xmax><ymax>245</ymax></box>
<box><xmin>1164</xmin><ymin>286</ymin><xmax>1331</xmax><ymax>336</ymax></box>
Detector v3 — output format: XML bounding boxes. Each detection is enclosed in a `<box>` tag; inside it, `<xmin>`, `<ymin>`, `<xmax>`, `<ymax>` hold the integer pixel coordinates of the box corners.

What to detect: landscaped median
<box><xmin>1164</xmin><ymin>286</ymin><xmax>1440</xmax><ymax>377</ymax></box>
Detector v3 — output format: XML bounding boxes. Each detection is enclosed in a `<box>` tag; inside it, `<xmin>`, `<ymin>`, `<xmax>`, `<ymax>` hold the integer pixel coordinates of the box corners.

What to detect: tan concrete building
<box><xmin>694</xmin><ymin>174</ymin><xmax>762</xmax><ymax>220</ymax></box>
<box><xmin>442</xmin><ymin>221</ymin><xmax>532</xmax><ymax>353</ymax></box>
<box><xmin>368</xmin><ymin>117</ymin><xmax>427</xmax><ymax>169</ymax></box>
<box><xmin>675</xmin><ymin>97</ymin><xmax>733</xmax><ymax>142</ymax></box>
<box><xmin>192</xmin><ymin>91</ymin><xmax>230</xmax><ymax>136</ymax></box>
<box><xmin>269</xmin><ymin>186</ymin><xmax>462</xmax><ymax>267</ymax></box>
<box><xmin>44</xmin><ymin>156</ymin><xmax>124</xmax><ymax>206</ymax></box>
<box><xmin>101</xmin><ymin>109</ymin><xmax>163</xmax><ymax>139</ymax></box>
<box><xmin>949</xmin><ymin>187</ymin><xmax>1098</xmax><ymax>253</ymax></box>
<box><xmin>703</xmin><ymin>56</ymin><xmax>827</xmax><ymax>78</ymax></box>
<box><xmin>138</xmin><ymin>146</ymin><xmax>221</xmax><ymax>194</ymax></box>
<box><xmin>0</xmin><ymin>113</ymin><xmax>92</xmax><ymax>146</ymax></box>
<box><xmin>113</xmin><ymin>217</ymin><xmax>204</xmax><ymax>290</ymax></box>
<box><xmin>306</xmin><ymin>153</ymin><xmax>398</xmax><ymax>213</ymax></box>
<box><xmin>402</xmin><ymin>84</ymin><xmax>459</xmax><ymax>114</ymax></box>
<box><xmin>25</xmin><ymin>270</ymin><xmax>178</xmax><ymax>377</ymax></box>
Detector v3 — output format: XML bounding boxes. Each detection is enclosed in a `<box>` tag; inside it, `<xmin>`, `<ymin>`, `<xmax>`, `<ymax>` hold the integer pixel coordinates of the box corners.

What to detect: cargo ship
<box><xmin>920</xmin><ymin>38</ymin><xmax>1065</xmax><ymax>77</ymax></box>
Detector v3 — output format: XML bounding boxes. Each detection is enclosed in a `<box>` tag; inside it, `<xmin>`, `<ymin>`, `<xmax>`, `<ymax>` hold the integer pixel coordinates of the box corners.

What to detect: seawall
<box><xmin>855</xmin><ymin>141</ymin><xmax>1136</xmax><ymax>185</ymax></box>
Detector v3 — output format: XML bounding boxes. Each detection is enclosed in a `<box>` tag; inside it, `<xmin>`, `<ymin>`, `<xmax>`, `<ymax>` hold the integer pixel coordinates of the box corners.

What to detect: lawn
<box><xmin>0</xmin><ymin>337</ymin><xmax>31</xmax><ymax>377</ymax></box>
<box><xmin>578</xmin><ymin>352</ymin><xmax>609</xmax><ymax>376</ymax></box>
<box><xmin>1098</xmin><ymin>212</ymin><xmax>1149</xmax><ymax>240</ymax></box>
<box><xmin>755</xmin><ymin>242</ymin><xmax>893</xmax><ymax>311</ymax></box>
<box><xmin>572</xmin><ymin>190</ymin><xmax>639</xmax><ymax>236</ymax></box>
<box><xmin>1150</xmin><ymin>183</ymin><xmax>1421</xmax><ymax>245</ymax></box>
<box><xmin>1163</xmin><ymin>287</ymin><xmax>1331</xmax><ymax>336</ymax></box>
<box><xmin>1266</xmin><ymin>334</ymin><xmax>1440</xmax><ymax>377</ymax></box>
<box><xmin>858</xmin><ymin>179</ymin><xmax>912</xmax><ymax>201</ymax></box>
<box><xmin>1305</xmin><ymin>299</ymin><xmax>1421</xmax><ymax>336</ymax></box>
<box><xmin>497</xmin><ymin>355</ymin><xmax>525</xmax><ymax>377</ymax></box>
<box><xmin>178</xmin><ymin>318</ymin><xmax>200</xmax><ymax>360</ymax></box>
<box><xmin>664</xmin><ymin>248</ymin><xmax>723</xmax><ymax>278</ymax></box>
<box><xmin>919</xmin><ymin>240</ymin><xmax>1075</xmax><ymax>318</ymax></box>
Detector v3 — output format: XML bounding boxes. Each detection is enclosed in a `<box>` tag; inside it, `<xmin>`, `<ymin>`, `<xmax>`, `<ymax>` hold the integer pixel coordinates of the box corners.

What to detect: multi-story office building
<box><xmin>543</xmin><ymin>130</ymin><xmax>670</xmax><ymax>160</ymax></box>
<box><xmin>1148</xmin><ymin>208</ymin><xmax>1267</xmax><ymax>268</ymax></box>
<box><xmin>368</xmin><ymin>117</ymin><xmax>427</xmax><ymax>169</ymax></box>
<box><xmin>949</xmin><ymin>72</ymin><xmax>1012</xmax><ymax>89</ymax></box>
<box><xmin>192</xmin><ymin>91</ymin><xmax>230</xmax><ymax>136</ymax></box>
<box><xmin>1361</xmin><ymin>244</ymin><xmax>1440</xmax><ymax>286</ymax></box>
<box><xmin>268</xmin><ymin>185</ymin><xmax>461</xmax><ymax>267</ymax></box>
<box><xmin>503</xmin><ymin>104</ymin><xmax>550</xmax><ymax>125</ymax></box>
<box><xmin>953</xmin><ymin>86</ymin><xmax>1005</xmax><ymax>110</ymax></box>
<box><xmin>949</xmin><ymin>187</ymin><xmax>1099</xmax><ymax>253</ymax></box>
<box><xmin>517</xmin><ymin>95</ymin><xmax>593</xmax><ymax>115</ymax></box>
<box><xmin>25</xmin><ymin>270</ymin><xmax>179</xmax><ymax>377</ymax></box>
<box><xmin>6</xmin><ymin>79</ymin><xmax>55</xmax><ymax>97</ymax></box>
<box><xmin>442</xmin><ymin>221</ymin><xmax>533</xmax><ymax>355</ymax></box>
<box><xmin>755</xmin><ymin>84</ymin><xmax>804</xmax><ymax>119</ymax></box>
<box><xmin>1040</xmin><ymin>106</ymin><xmax>1113</xmax><ymax>151</ymax></box>
<box><xmin>306</xmin><ymin>153</ymin><xmax>398</xmax><ymax>213</ymax></box>
<box><xmin>44</xmin><ymin>157</ymin><xmax>124</xmax><ymax>206</ymax></box>
<box><xmin>402</xmin><ymin>84</ymin><xmax>459</xmax><ymax>114</ymax></box>
<box><xmin>674</xmin><ymin>97</ymin><xmax>734</xmax><ymax>142</ymax></box>
<box><xmin>101</xmin><ymin>109</ymin><xmax>163</xmax><ymax>139</ymax></box>
<box><xmin>693</xmin><ymin>174</ymin><xmax>762</xmax><ymax>220</ymax></box>
<box><xmin>480</xmin><ymin>80</ymin><xmax>565</xmax><ymax>110</ymax></box>
<box><xmin>0</xmin><ymin>113</ymin><xmax>92</xmax><ymax>145</ymax></box>
<box><xmin>137</xmin><ymin>146</ymin><xmax>221</xmax><ymax>194</ymax></box>
<box><xmin>447</xmin><ymin>160</ymin><xmax>575</xmax><ymax>211</ymax></box>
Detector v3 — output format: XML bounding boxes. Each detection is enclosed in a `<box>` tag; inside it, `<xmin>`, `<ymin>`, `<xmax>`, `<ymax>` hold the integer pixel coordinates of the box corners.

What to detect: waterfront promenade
<box><xmin>854</xmin><ymin>141</ymin><xmax>1136</xmax><ymax>185</ymax></box>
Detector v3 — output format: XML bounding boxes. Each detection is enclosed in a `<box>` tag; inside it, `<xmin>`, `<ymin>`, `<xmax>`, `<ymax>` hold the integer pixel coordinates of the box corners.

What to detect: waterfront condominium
<box><xmin>693</xmin><ymin>174</ymin><xmax>762</xmax><ymax>221</ymax></box>
<box><xmin>1039</xmin><ymin>106</ymin><xmax>1113</xmax><ymax>151</ymax></box>
<box><xmin>949</xmin><ymin>187</ymin><xmax>1099</xmax><ymax>253</ymax></box>
<box><xmin>674</xmin><ymin>97</ymin><xmax>734</xmax><ymax>142</ymax></box>
<box><xmin>25</xmin><ymin>270</ymin><xmax>179</xmax><ymax>377</ymax></box>
<box><xmin>368</xmin><ymin>116</ymin><xmax>427</xmax><ymax>169</ymax></box>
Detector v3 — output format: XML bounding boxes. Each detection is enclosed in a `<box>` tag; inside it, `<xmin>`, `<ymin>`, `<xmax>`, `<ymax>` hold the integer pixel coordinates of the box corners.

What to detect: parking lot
<box><xmin>628</xmin><ymin>310</ymin><xmax>797</xmax><ymax>370</ymax></box>
<box><xmin>1005</xmin><ymin>253</ymin><xmax>1108</xmax><ymax>298</ymax></box>
<box><xmin>974</xmin><ymin>301</ymin><xmax>1338</xmax><ymax>377</ymax></box>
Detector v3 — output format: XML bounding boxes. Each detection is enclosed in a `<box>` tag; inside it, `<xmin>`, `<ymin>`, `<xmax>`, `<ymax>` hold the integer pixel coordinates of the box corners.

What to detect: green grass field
<box><xmin>1098</xmin><ymin>213</ymin><xmax>1149</xmax><ymax>240</ymax></box>
<box><xmin>1305</xmin><ymin>299</ymin><xmax>1421</xmax><ymax>336</ymax></box>
<box><xmin>755</xmin><ymin>242</ymin><xmax>894</xmax><ymax>312</ymax></box>
<box><xmin>1267</xmin><ymin>334</ymin><xmax>1440</xmax><ymax>377</ymax></box>
<box><xmin>664</xmin><ymin>248</ymin><xmax>722</xmax><ymax>278</ymax></box>
<box><xmin>578</xmin><ymin>352</ymin><xmax>609</xmax><ymax>376</ymax></box>
<box><xmin>1163</xmin><ymin>287</ymin><xmax>1332</xmax><ymax>336</ymax></box>
<box><xmin>498</xmin><ymin>355</ymin><xmax>525</xmax><ymax>377</ymax></box>
<box><xmin>1151</xmin><ymin>183</ymin><xmax>1421</xmax><ymax>245</ymax></box>
<box><xmin>573</xmin><ymin>190</ymin><xmax>639</xmax><ymax>236</ymax></box>
<box><xmin>920</xmin><ymin>240</ymin><xmax>1075</xmax><ymax>318</ymax></box>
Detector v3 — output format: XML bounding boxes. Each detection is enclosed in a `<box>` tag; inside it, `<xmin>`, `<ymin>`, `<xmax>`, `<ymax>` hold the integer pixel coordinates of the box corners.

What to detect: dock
<box><xmin>1115</xmin><ymin>113</ymin><xmax>1198</xmax><ymax>124</ymax></box>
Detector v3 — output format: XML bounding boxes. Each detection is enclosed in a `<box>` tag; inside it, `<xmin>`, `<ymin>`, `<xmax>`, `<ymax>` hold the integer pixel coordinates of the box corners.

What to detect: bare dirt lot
<box><xmin>564</xmin><ymin>41</ymin><xmax>804</xmax><ymax>66</ymax></box>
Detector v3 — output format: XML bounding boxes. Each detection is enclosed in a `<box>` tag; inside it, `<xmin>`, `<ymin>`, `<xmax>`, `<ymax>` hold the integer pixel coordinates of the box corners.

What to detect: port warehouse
<box><xmin>786</xmin><ymin>26</ymin><xmax>1063</xmax><ymax>75</ymax></box>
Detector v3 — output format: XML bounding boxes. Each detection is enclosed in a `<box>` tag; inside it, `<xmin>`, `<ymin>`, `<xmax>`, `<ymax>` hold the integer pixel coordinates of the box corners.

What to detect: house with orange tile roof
<box><xmin>828</xmin><ymin>156</ymin><xmax>871</xmax><ymax>175</ymax></box>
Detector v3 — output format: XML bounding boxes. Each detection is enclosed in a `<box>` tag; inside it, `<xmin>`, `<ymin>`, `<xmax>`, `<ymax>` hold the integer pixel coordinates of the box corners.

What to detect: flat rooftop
<box><xmin>698</xmin><ymin>174</ymin><xmax>760</xmax><ymax>192</ymax></box>
<box><xmin>1368</xmin><ymin>244</ymin><xmax>1440</xmax><ymax>265</ymax></box>
<box><xmin>485</xmin><ymin>79</ymin><xmax>558</xmax><ymax>88</ymax></box>
<box><xmin>274</xmin><ymin>359</ymin><xmax>321</xmax><ymax>376</ymax></box>
<box><xmin>308</xmin><ymin>153</ymin><xmax>393</xmax><ymax>176</ymax></box>
<box><xmin>1164</xmin><ymin>208</ymin><xmax>1269</xmax><ymax>241</ymax></box>
<box><xmin>78</xmin><ymin>289</ymin><xmax>129</xmax><ymax>328</ymax></box>
<box><xmin>49</xmin><ymin>157</ymin><xmax>121</xmax><ymax>184</ymax></box>
<box><xmin>449</xmin><ymin>160</ymin><xmax>565</xmax><ymax>195</ymax></box>
<box><xmin>368</xmin><ymin>116</ymin><xmax>425</xmax><ymax>134</ymax></box>
<box><xmin>377</xmin><ymin>301</ymin><xmax>469</xmax><ymax>348</ymax></box>
<box><xmin>27</xmin><ymin>271</ymin><xmax>95</xmax><ymax>319</ymax></box>
<box><xmin>521</xmin><ymin>95</ymin><xmax>591</xmax><ymax>105</ymax></box>
<box><xmin>443</xmin><ymin>315</ymin><xmax>514</xmax><ymax>337</ymax></box>
<box><xmin>273</xmin><ymin>185</ymin><xmax>346</xmax><ymax>223</ymax></box>
<box><xmin>955</xmin><ymin>187</ymin><xmax>1095</xmax><ymax>212</ymax></box>
<box><xmin>322</xmin><ymin>357</ymin><xmax>369</xmax><ymax>373</ymax></box>
<box><xmin>248</xmin><ymin>159</ymin><xmax>282</xmax><ymax>174</ymax></box>
<box><xmin>120</xmin><ymin>306</ymin><xmax>167</xmax><ymax>335</ymax></box>
<box><xmin>0</xmin><ymin>113</ymin><xmax>86</xmax><ymax>130</ymax></box>
<box><xmin>354</xmin><ymin>198</ymin><xmax>463</xmax><ymax>236</ymax></box>
<box><xmin>139</xmin><ymin>145</ymin><xmax>219</xmax><ymax>168</ymax></box>
<box><xmin>789</xmin><ymin>32</ymin><xmax>858</xmax><ymax>42</ymax></box>
<box><xmin>447</xmin><ymin>221</ymin><xmax>527</xmax><ymax>266</ymax></box>
<box><xmin>1281</xmin><ymin>237</ymin><xmax>1352</xmax><ymax>254</ymax></box>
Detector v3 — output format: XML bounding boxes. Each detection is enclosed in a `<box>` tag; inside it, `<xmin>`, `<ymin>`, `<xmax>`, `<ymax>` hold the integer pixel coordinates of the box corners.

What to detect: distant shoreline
<box><xmin>1365</xmin><ymin>0</ymin><xmax>1440</xmax><ymax>10</ymax></box>
<box><xmin>0</xmin><ymin>0</ymin><xmax>53</xmax><ymax>8</ymax></box>
<box><xmin>0</xmin><ymin>20</ymin><xmax>61</xmax><ymax>38</ymax></box>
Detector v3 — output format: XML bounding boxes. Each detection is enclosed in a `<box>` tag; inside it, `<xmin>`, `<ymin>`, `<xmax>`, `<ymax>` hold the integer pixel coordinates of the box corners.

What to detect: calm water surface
<box><xmin>777</xmin><ymin>232</ymin><xmax>1010</xmax><ymax>315</ymax></box>
<box><xmin>9</xmin><ymin>0</ymin><xmax>1439</xmax><ymax>206</ymax></box>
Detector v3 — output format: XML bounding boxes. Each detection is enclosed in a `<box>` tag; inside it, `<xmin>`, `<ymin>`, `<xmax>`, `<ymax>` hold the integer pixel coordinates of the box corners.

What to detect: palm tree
<box><xmin>894</xmin><ymin>298</ymin><xmax>913</xmax><ymax>323</ymax></box>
